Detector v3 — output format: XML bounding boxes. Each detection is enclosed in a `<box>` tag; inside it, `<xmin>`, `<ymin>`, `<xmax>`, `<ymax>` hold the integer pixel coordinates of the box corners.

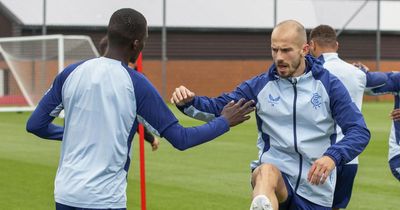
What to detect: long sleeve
<box><xmin>162</xmin><ymin>117</ymin><xmax>229</xmax><ymax>151</ymax></box>
<box><xmin>26</xmin><ymin>73</ymin><xmax>65</xmax><ymax>140</ymax></box>
<box><xmin>26</xmin><ymin>105</ymin><xmax>64</xmax><ymax>140</ymax></box>
<box><xmin>363</xmin><ymin>70</ymin><xmax>388</xmax><ymax>89</ymax></box>
<box><xmin>177</xmin><ymin>75</ymin><xmax>265</xmax><ymax>121</ymax></box>
<box><xmin>368</xmin><ymin>72</ymin><xmax>400</xmax><ymax>94</ymax></box>
<box><xmin>133</xmin><ymin>73</ymin><xmax>230</xmax><ymax>151</ymax></box>
<box><xmin>143</xmin><ymin>127</ymin><xmax>155</xmax><ymax>144</ymax></box>
<box><xmin>323</xmin><ymin>76</ymin><xmax>371</xmax><ymax>166</ymax></box>
<box><xmin>26</xmin><ymin>61</ymin><xmax>84</xmax><ymax>140</ymax></box>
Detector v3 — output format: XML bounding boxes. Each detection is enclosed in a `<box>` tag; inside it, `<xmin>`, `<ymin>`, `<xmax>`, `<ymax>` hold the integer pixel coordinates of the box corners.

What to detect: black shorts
<box><xmin>332</xmin><ymin>164</ymin><xmax>358</xmax><ymax>208</ymax></box>
<box><xmin>279</xmin><ymin>174</ymin><xmax>331</xmax><ymax>210</ymax></box>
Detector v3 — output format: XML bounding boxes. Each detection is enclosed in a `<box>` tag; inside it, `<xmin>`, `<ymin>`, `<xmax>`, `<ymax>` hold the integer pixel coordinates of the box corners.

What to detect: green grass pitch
<box><xmin>0</xmin><ymin>102</ymin><xmax>399</xmax><ymax>209</ymax></box>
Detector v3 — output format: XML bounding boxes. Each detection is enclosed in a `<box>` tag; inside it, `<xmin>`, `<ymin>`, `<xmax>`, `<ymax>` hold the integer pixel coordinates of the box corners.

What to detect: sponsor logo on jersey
<box><xmin>268</xmin><ymin>94</ymin><xmax>280</xmax><ymax>106</ymax></box>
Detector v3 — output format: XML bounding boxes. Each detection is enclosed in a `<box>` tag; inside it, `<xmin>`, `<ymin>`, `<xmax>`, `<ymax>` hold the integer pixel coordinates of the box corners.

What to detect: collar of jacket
<box><xmin>318</xmin><ymin>52</ymin><xmax>339</xmax><ymax>64</ymax></box>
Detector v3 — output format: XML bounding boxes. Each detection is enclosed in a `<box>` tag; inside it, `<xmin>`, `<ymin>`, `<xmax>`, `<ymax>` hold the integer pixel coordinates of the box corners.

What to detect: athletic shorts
<box><xmin>389</xmin><ymin>154</ymin><xmax>400</xmax><ymax>181</ymax></box>
<box><xmin>333</xmin><ymin>164</ymin><xmax>358</xmax><ymax>208</ymax></box>
<box><xmin>279</xmin><ymin>174</ymin><xmax>330</xmax><ymax>210</ymax></box>
<box><xmin>56</xmin><ymin>202</ymin><xmax>126</xmax><ymax>210</ymax></box>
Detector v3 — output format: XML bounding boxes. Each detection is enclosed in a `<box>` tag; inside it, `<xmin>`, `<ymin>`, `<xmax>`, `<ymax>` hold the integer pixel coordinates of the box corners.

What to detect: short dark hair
<box><xmin>107</xmin><ymin>8</ymin><xmax>147</xmax><ymax>47</ymax></box>
<box><xmin>309</xmin><ymin>25</ymin><xmax>337</xmax><ymax>48</ymax></box>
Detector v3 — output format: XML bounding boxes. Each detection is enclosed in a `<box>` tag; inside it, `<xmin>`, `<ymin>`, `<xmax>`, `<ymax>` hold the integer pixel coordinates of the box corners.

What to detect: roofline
<box><xmin>0</xmin><ymin>1</ymin><xmax>22</xmax><ymax>25</ymax></box>
<box><xmin>150</xmin><ymin>27</ymin><xmax>272</xmax><ymax>33</ymax></box>
<box><xmin>21</xmin><ymin>25</ymin><xmax>272</xmax><ymax>33</ymax></box>
<box><xmin>18</xmin><ymin>25</ymin><xmax>400</xmax><ymax>35</ymax></box>
<box><xmin>336</xmin><ymin>29</ymin><xmax>400</xmax><ymax>36</ymax></box>
<box><xmin>22</xmin><ymin>24</ymin><xmax>107</xmax><ymax>31</ymax></box>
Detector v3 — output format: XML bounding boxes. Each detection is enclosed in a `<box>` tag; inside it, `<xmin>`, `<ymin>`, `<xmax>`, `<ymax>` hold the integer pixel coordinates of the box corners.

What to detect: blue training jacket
<box><xmin>368</xmin><ymin>72</ymin><xmax>400</xmax><ymax>167</ymax></box>
<box><xmin>178</xmin><ymin>55</ymin><xmax>370</xmax><ymax>207</ymax></box>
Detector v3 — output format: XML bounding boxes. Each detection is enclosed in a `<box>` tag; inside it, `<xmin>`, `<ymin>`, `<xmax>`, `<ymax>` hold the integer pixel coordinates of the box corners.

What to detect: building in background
<box><xmin>0</xmin><ymin>0</ymin><xmax>399</xmax><ymax>101</ymax></box>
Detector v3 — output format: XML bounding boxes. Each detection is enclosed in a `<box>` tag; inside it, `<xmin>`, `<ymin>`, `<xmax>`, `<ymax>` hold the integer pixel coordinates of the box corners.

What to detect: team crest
<box><xmin>268</xmin><ymin>94</ymin><xmax>280</xmax><ymax>106</ymax></box>
<box><xmin>311</xmin><ymin>93</ymin><xmax>322</xmax><ymax>109</ymax></box>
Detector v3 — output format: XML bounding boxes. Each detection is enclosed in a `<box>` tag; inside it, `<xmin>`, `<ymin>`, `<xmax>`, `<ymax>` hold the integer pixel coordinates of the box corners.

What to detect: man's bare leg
<box><xmin>250</xmin><ymin>163</ymin><xmax>288</xmax><ymax>210</ymax></box>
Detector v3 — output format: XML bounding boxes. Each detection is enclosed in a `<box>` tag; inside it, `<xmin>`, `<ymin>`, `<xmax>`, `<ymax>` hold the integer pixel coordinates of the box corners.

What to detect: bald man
<box><xmin>170</xmin><ymin>20</ymin><xmax>370</xmax><ymax>210</ymax></box>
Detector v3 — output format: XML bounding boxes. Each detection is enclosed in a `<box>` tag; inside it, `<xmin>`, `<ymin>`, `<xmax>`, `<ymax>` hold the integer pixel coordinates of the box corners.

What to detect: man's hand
<box><xmin>353</xmin><ymin>62</ymin><xmax>370</xmax><ymax>71</ymax></box>
<box><xmin>170</xmin><ymin>85</ymin><xmax>195</xmax><ymax>106</ymax></box>
<box><xmin>151</xmin><ymin>137</ymin><xmax>160</xmax><ymax>151</ymax></box>
<box><xmin>391</xmin><ymin>109</ymin><xmax>400</xmax><ymax>121</ymax></box>
<box><xmin>221</xmin><ymin>99</ymin><xmax>255</xmax><ymax>127</ymax></box>
<box><xmin>307</xmin><ymin>156</ymin><xmax>336</xmax><ymax>185</ymax></box>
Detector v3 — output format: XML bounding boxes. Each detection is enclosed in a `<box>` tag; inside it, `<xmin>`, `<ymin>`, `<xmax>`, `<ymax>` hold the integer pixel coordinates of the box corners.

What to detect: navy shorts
<box><xmin>56</xmin><ymin>202</ymin><xmax>126</xmax><ymax>210</ymax></box>
<box><xmin>389</xmin><ymin>154</ymin><xmax>400</xmax><ymax>181</ymax></box>
<box><xmin>333</xmin><ymin>164</ymin><xmax>358</xmax><ymax>208</ymax></box>
<box><xmin>279</xmin><ymin>174</ymin><xmax>330</xmax><ymax>210</ymax></box>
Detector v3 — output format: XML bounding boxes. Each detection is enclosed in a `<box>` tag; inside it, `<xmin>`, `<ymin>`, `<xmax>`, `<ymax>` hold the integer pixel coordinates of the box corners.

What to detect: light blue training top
<box><xmin>26</xmin><ymin>57</ymin><xmax>230</xmax><ymax>208</ymax></box>
<box><xmin>319</xmin><ymin>53</ymin><xmax>387</xmax><ymax>164</ymax></box>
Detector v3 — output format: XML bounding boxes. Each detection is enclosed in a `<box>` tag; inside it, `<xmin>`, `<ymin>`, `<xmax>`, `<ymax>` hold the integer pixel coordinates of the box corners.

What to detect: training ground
<box><xmin>0</xmin><ymin>102</ymin><xmax>399</xmax><ymax>209</ymax></box>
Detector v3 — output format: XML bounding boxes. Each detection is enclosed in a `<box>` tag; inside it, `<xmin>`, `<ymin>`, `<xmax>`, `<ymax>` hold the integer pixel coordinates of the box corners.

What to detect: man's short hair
<box><xmin>107</xmin><ymin>8</ymin><xmax>147</xmax><ymax>47</ymax></box>
<box><xmin>309</xmin><ymin>25</ymin><xmax>337</xmax><ymax>48</ymax></box>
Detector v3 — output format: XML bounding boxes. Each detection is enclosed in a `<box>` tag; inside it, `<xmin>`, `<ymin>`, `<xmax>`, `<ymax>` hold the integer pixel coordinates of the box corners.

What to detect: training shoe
<box><xmin>250</xmin><ymin>195</ymin><xmax>273</xmax><ymax>210</ymax></box>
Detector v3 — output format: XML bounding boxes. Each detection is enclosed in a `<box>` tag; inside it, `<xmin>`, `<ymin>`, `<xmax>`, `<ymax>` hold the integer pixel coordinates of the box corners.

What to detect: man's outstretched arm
<box><xmin>162</xmin><ymin>99</ymin><xmax>255</xmax><ymax>150</ymax></box>
<box><xmin>135</xmin><ymin>73</ymin><xmax>255</xmax><ymax>151</ymax></box>
<box><xmin>171</xmin><ymin>77</ymin><xmax>259</xmax><ymax>121</ymax></box>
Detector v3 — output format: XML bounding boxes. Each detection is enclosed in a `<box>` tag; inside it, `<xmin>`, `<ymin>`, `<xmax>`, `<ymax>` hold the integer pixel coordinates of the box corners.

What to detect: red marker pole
<box><xmin>136</xmin><ymin>53</ymin><xmax>146</xmax><ymax>210</ymax></box>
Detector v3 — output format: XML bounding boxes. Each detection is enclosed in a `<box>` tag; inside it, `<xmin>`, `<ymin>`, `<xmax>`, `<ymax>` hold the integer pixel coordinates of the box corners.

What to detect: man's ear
<box><xmin>302</xmin><ymin>43</ymin><xmax>310</xmax><ymax>56</ymax></box>
<box><xmin>310</xmin><ymin>40</ymin><xmax>316</xmax><ymax>50</ymax></box>
<box><xmin>132</xmin><ymin>40</ymin><xmax>140</xmax><ymax>50</ymax></box>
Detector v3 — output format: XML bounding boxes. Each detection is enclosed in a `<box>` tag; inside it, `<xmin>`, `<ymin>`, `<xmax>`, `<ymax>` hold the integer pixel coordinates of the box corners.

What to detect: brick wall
<box><xmin>0</xmin><ymin>60</ymin><xmax>58</xmax><ymax>105</ymax></box>
<box><xmin>1</xmin><ymin>59</ymin><xmax>399</xmax><ymax>104</ymax></box>
<box><xmin>142</xmin><ymin>59</ymin><xmax>400</xmax><ymax>102</ymax></box>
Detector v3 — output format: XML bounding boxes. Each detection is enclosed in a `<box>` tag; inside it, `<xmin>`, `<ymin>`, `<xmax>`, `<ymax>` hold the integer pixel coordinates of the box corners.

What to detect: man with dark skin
<box><xmin>99</xmin><ymin>35</ymin><xmax>160</xmax><ymax>151</ymax></box>
<box><xmin>27</xmin><ymin>8</ymin><xmax>255</xmax><ymax>210</ymax></box>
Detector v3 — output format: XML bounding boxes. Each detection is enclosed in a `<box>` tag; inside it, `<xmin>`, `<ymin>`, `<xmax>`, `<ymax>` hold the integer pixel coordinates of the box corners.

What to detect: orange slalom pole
<box><xmin>136</xmin><ymin>53</ymin><xmax>147</xmax><ymax>210</ymax></box>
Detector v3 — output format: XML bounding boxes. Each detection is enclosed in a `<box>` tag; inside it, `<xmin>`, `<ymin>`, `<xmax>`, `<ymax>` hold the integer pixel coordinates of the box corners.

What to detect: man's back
<box><xmin>319</xmin><ymin>53</ymin><xmax>366</xmax><ymax>110</ymax></box>
<box><xmin>56</xmin><ymin>57</ymin><xmax>137</xmax><ymax>208</ymax></box>
<box><xmin>319</xmin><ymin>53</ymin><xmax>366</xmax><ymax>165</ymax></box>
<box><xmin>26</xmin><ymin>8</ymin><xmax>257</xmax><ymax>210</ymax></box>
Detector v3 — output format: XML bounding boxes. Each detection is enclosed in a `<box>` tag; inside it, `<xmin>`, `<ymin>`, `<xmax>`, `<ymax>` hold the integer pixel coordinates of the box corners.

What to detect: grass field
<box><xmin>0</xmin><ymin>102</ymin><xmax>399</xmax><ymax>209</ymax></box>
